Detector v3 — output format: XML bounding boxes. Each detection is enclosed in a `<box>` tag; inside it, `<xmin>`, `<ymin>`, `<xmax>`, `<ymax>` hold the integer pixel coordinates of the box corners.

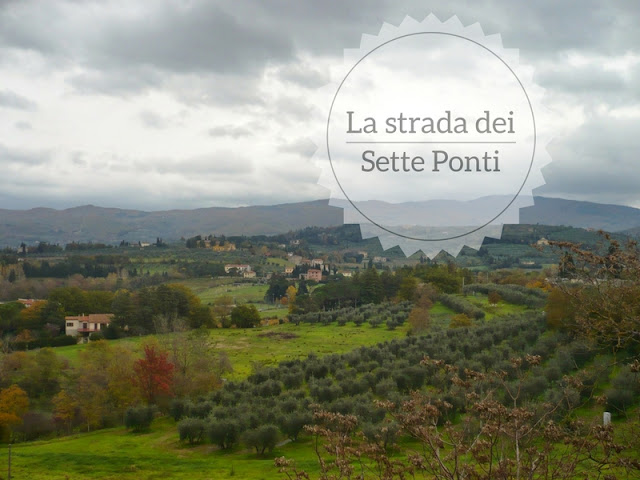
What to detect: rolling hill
<box><xmin>520</xmin><ymin>197</ymin><xmax>640</xmax><ymax>232</ymax></box>
<box><xmin>0</xmin><ymin>200</ymin><xmax>343</xmax><ymax>246</ymax></box>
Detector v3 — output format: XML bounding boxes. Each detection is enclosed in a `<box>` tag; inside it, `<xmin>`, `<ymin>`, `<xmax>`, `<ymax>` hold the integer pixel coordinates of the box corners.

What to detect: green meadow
<box><xmin>8</xmin><ymin>417</ymin><xmax>320</xmax><ymax>480</ymax></box>
<box><xmin>51</xmin><ymin>321</ymin><xmax>410</xmax><ymax>379</ymax></box>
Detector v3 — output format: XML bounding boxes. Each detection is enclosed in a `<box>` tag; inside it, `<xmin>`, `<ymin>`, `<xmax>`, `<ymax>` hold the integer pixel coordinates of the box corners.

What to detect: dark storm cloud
<box><xmin>0</xmin><ymin>1</ymin><xmax>293</xmax><ymax>74</ymax></box>
<box><xmin>91</xmin><ymin>4</ymin><xmax>293</xmax><ymax>75</ymax></box>
<box><xmin>2</xmin><ymin>1</ymin><xmax>639</xmax><ymax>104</ymax></box>
<box><xmin>2</xmin><ymin>1</ymin><xmax>639</xmax><ymax>76</ymax></box>
<box><xmin>0</xmin><ymin>89</ymin><xmax>36</xmax><ymax>110</ymax></box>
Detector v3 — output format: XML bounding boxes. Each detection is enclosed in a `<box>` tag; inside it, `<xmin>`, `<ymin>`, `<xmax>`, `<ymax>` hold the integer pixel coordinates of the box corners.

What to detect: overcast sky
<box><xmin>1</xmin><ymin>0</ymin><xmax>639</xmax><ymax>211</ymax></box>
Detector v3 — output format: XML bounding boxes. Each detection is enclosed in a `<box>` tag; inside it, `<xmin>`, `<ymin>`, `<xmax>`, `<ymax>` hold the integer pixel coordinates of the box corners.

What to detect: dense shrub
<box><xmin>243</xmin><ymin>424</ymin><xmax>279</xmax><ymax>454</ymax></box>
<box><xmin>12</xmin><ymin>334</ymin><xmax>77</xmax><ymax>350</ymax></box>
<box><xmin>278</xmin><ymin>412</ymin><xmax>312</xmax><ymax>441</ymax></box>
<box><xmin>208</xmin><ymin>418</ymin><xmax>242</xmax><ymax>449</ymax></box>
<box><xmin>125</xmin><ymin>405</ymin><xmax>155</xmax><ymax>432</ymax></box>
<box><xmin>464</xmin><ymin>283</ymin><xmax>547</xmax><ymax>308</ymax></box>
<box><xmin>178</xmin><ymin>417</ymin><xmax>207</xmax><ymax>444</ymax></box>
<box><xmin>361</xmin><ymin>421</ymin><xmax>399</xmax><ymax>450</ymax></box>
<box><xmin>14</xmin><ymin>412</ymin><xmax>56</xmax><ymax>441</ymax></box>
<box><xmin>169</xmin><ymin>398</ymin><xmax>189</xmax><ymax>421</ymax></box>
<box><xmin>89</xmin><ymin>331</ymin><xmax>105</xmax><ymax>341</ymax></box>
<box><xmin>439</xmin><ymin>294</ymin><xmax>485</xmax><ymax>319</ymax></box>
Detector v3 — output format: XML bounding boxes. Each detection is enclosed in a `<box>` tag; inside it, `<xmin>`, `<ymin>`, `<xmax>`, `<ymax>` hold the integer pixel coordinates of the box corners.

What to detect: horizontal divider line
<box><xmin>345</xmin><ymin>141</ymin><xmax>517</xmax><ymax>144</ymax></box>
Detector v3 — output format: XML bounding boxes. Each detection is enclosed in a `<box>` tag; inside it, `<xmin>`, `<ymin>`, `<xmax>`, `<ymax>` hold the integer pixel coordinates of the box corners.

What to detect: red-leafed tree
<box><xmin>133</xmin><ymin>345</ymin><xmax>174</xmax><ymax>405</ymax></box>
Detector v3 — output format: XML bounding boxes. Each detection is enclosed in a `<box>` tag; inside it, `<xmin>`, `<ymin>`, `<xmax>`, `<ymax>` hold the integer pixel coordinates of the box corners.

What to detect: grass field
<box><xmin>8</xmin><ymin>417</ymin><xmax>320</xmax><ymax>480</ymax></box>
<box><xmin>50</xmin><ymin>321</ymin><xmax>410</xmax><ymax>378</ymax></box>
<box><xmin>173</xmin><ymin>279</ymin><xmax>268</xmax><ymax>305</ymax></box>
<box><xmin>464</xmin><ymin>294</ymin><xmax>529</xmax><ymax>320</ymax></box>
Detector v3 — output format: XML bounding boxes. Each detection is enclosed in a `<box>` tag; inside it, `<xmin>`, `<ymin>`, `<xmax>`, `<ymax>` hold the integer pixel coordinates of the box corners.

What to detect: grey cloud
<box><xmin>208</xmin><ymin>125</ymin><xmax>253</xmax><ymax>138</ymax></box>
<box><xmin>277</xmin><ymin>138</ymin><xmax>317</xmax><ymax>158</ymax></box>
<box><xmin>1</xmin><ymin>0</ymin><xmax>640</xmax><ymax>211</ymax></box>
<box><xmin>0</xmin><ymin>89</ymin><xmax>36</xmax><ymax>110</ymax></box>
<box><xmin>277</xmin><ymin>60</ymin><xmax>331</xmax><ymax>89</ymax></box>
<box><xmin>0</xmin><ymin>144</ymin><xmax>48</xmax><ymax>166</ymax></box>
<box><xmin>272</xmin><ymin>96</ymin><xmax>320</xmax><ymax>124</ymax></box>
<box><xmin>535</xmin><ymin>116</ymin><xmax>640</xmax><ymax>203</ymax></box>
<box><xmin>68</xmin><ymin>67</ymin><xmax>163</xmax><ymax>96</ymax></box>
<box><xmin>534</xmin><ymin>63</ymin><xmax>640</xmax><ymax>107</ymax></box>
<box><xmin>70</xmin><ymin>152</ymin><xmax>87</xmax><ymax>167</ymax></box>
<box><xmin>536</xmin><ymin>65</ymin><xmax>626</xmax><ymax>93</ymax></box>
<box><xmin>139</xmin><ymin>110</ymin><xmax>168</xmax><ymax>129</ymax></box>
<box><xmin>3</xmin><ymin>1</ymin><xmax>640</xmax><ymax>72</ymax></box>
<box><xmin>92</xmin><ymin>3</ymin><xmax>293</xmax><ymax>75</ymax></box>
<box><xmin>167</xmin><ymin>73</ymin><xmax>265</xmax><ymax>107</ymax></box>
<box><xmin>14</xmin><ymin>121</ymin><xmax>31</xmax><ymax>130</ymax></box>
<box><xmin>3</xmin><ymin>1</ymin><xmax>640</xmax><ymax>107</ymax></box>
<box><xmin>142</xmin><ymin>153</ymin><xmax>254</xmax><ymax>177</ymax></box>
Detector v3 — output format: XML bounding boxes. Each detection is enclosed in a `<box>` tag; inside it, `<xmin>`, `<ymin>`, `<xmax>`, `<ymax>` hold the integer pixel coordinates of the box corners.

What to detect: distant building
<box><xmin>306</xmin><ymin>269</ymin><xmax>322</xmax><ymax>282</ymax></box>
<box><xmin>311</xmin><ymin>258</ymin><xmax>324</xmax><ymax>267</ymax></box>
<box><xmin>212</xmin><ymin>241</ymin><xmax>236</xmax><ymax>252</ymax></box>
<box><xmin>243</xmin><ymin>270</ymin><xmax>256</xmax><ymax>278</ymax></box>
<box><xmin>224</xmin><ymin>264</ymin><xmax>252</xmax><ymax>274</ymax></box>
<box><xmin>339</xmin><ymin>271</ymin><xmax>353</xmax><ymax>277</ymax></box>
<box><xmin>65</xmin><ymin>314</ymin><xmax>114</xmax><ymax>342</ymax></box>
<box><xmin>284</xmin><ymin>267</ymin><xmax>294</xmax><ymax>275</ymax></box>
<box><xmin>373</xmin><ymin>256</ymin><xmax>388</xmax><ymax>263</ymax></box>
<box><xmin>536</xmin><ymin>238</ymin><xmax>550</xmax><ymax>246</ymax></box>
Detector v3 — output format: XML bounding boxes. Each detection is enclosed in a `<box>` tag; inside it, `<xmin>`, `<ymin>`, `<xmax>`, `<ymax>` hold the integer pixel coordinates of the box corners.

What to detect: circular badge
<box><xmin>316</xmin><ymin>16</ymin><xmax>550</xmax><ymax>257</ymax></box>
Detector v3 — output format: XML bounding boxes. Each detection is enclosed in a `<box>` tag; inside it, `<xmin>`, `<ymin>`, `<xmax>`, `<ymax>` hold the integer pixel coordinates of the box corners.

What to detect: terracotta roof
<box><xmin>65</xmin><ymin>313</ymin><xmax>114</xmax><ymax>324</ymax></box>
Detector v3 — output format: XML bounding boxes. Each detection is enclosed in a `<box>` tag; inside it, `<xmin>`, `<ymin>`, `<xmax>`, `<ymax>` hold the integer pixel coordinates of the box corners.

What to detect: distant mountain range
<box><xmin>1</xmin><ymin>196</ymin><xmax>640</xmax><ymax>247</ymax></box>
<box><xmin>0</xmin><ymin>200</ymin><xmax>343</xmax><ymax>246</ymax></box>
<box><xmin>520</xmin><ymin>197</ymin><xmax>640</xmax><ymax>233</ymax></box>
<box><xmin>333</xmin><ymin>195</ymin><xmax>532</xmax><ymax>227</ymax></box>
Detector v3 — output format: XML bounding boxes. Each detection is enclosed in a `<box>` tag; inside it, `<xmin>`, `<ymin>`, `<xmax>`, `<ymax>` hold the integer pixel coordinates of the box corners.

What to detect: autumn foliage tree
<box><xmin>134</xmin><ymin>345</ymin><xmax>174</xmax><ymax>405</ymax></box>
<box><xmin>488</xmin><ymin>290</ymin><xmax>502</xmax><ymax>305</ymax></box>
<box><xmin>286</xmin><ymin>285</ymin><xmax>297</xmax><ymax>314</ymax></box>
<box><xmin>548</xmin><ymin>234</ymin><xmax>640</xmax><ymax>352</ymax></box>
<box><xmin>52</xmin><ymin>390</ymin><xmax>77</xmax><ymax>434</ymax></box>
<box><xmin>407</xmin><ymin>283</ymin><xmax>436</xmax><ymax>334</ymax></box>
<box><xmin>0</xmin><ymin>384</ymin><xmax>29</xmax><ymax>442</ymax></box>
